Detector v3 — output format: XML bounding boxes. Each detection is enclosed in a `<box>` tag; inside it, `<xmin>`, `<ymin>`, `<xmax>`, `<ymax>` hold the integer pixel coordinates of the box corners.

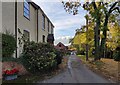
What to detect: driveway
<box><xmin>37</xmin><ymin>55</ymin><xmax>112</xmax><ymax>83</ymax></box>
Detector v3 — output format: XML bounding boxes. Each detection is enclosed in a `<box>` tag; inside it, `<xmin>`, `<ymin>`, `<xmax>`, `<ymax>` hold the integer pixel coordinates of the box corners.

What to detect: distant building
<box><xmin>55</xmin><ymin>42</ymin><xmax>68</xmax><ymax>52</ymax></box>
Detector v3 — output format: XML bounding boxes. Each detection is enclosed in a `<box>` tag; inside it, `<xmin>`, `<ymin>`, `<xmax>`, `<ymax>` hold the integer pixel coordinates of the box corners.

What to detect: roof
<box><xmin>29</xmin><ymin>2</ymin><xmax>40</xmax><ymax>9</ymax></box>
<box><xmin>56</xmin><ymin>42</ymin><xmax>65</xmax><ymax>47</ymax></box>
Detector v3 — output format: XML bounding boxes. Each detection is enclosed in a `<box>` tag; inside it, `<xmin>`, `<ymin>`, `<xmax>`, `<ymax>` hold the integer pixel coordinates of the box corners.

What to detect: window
<box><xmin>51</xmin><ymin>25</ymin><xmax>53</xmax><ymax>34</ymax></box>
<box><xmin>42</xmin><ymin>35</ymin><xmax>45</xmax><ymax>43</ymax></box>
<box><xmin>24</xmin><ymin>0</ymin><xmax>30</xmax><ymax>19</ymax></box>
<box><xmin>23</xmin><ymin>30</ymin><xmax>30</xmax><ymax>41</ymax></box>
<box><xmin>42</xmin><ymin>14</ymin><xmax>45</xmax><ymax>30</ymax></box>
<box><xmin>59</xmin><ymin>44</ymin><xmax>61</xmax><ymax>47</ymax></box>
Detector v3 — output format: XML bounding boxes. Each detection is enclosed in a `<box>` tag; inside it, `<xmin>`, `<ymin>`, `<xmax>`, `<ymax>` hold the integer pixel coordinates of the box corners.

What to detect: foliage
<box><xmin>18</xmin><ymin>28</ymin><xmax>28</xmax><ymax>47</ymax></box>
<box><xmin>62</xmin><ymin>1</ymin><xmax>119</xmax><ymax>60</ymax></box>
<box><xmin>89</xmin><ymin>47</ymin><xmax>95</xmax><ymax>57</ymax></box>
<box><xmin>2</xmin><ymin>57</ymin><xmax>19</xmax><ymax>62</ymax></box>
<box><xmin>105</xmin><ymin>48</ymin><xmax>113</xmax><ymax>59</ymax></box>
<box><xmin>54</xmin><ymin>50</ymin><xmax>63</xmax><ymax>65</ymax></box>
<box><xmin>106</xmin><ymin>23</ymin><xmax>120</xmax><ymax>50</ymax></box>
<box><xmin>77</xmin><ymin>50</ymin><xmax>85</xmax><ymax>55</ymax></box>
<box><xmin>21</xmin><ymin>41</ymin><xmax>59</xmax><ymax>73</ymax></box>
<box><xmin>113</xmin><ymin>47</ymin><xmax>120</xmax><ymax>61</ymax></box>
<box><xmin>2</xmin><ymin>33</ymin><xmax>16</xmax><ymax>57</ymax></box>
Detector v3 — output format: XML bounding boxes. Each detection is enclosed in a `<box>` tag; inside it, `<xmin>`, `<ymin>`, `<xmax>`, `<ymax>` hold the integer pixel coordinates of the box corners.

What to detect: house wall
<box><xmin>38</xmin><ymin>9</ymin><xmax>49</xmax><ymax>43</ymax></box>
<box><xmin>17</xmin><ymin>2</ymin><xmax>37</xmax><ymax>42</ymax></box>
<box><xmin>0</xmin><ymin>1</ymin><xmax>2</xmax><ymax>33</ymax></box>
<box><xmin>2</xmin><ymin>2</ymin><xmax>15</xmax><ymax>34</ymax></box>
<box><xmin>2</xmin><ymin>1</ymin><xmax>54</xmax><ymax>58</ymax></box>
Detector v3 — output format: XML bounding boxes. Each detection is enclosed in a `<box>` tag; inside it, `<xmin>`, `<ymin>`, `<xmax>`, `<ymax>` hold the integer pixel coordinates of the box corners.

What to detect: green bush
<box><xmin>2</xmin><ymin>57</ymin><xmax>21</xmax><ymax>63</ymax></box>
<box><xmin>113</xmin><ymin>50</ymin><xmax>120</xmax><ymax>61</ymax></box>
<box><xmin>54</xmin><ymin>50</ymin><xmax>63</xmax><ymax>65</ymax></box>
<box><xmin>21</xmin><ymin>41</ymin><xmax>58</xmax><ymax>73</ymax></box>
<box><xmin>77</xmin><ymin>50</ymin><xmax>85</xmax><ymax>55</ymax></box>
<box><xmin>2</xmin><ymin>33</ymin><xmax>16</xmax><ymax>57</ymax></box>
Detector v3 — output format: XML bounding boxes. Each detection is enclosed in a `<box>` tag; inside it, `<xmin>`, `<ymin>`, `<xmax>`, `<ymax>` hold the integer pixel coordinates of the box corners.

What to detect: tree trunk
<box><xmin>86</xmin><ymin>44</ymin><xmax>89</xmax><ymax>61</ymax></box>
<box><xmin>86</xmin><ymin>16</ymin><xmax>89</xmax><ymax>61</ymax></box>
<box><xmin>92</xmin><ymin>2</ymin><xmax>101</xmax><ymax>61</ymax></box>
<box><xmin>94</xmin><ymin>22</ymin><xmax>100</xmax><ymax>61</ymax></box>
<box><xmin>100</xmin><ymin>14</ymin><xmax>109</xmax><ymax>59</ymax></box>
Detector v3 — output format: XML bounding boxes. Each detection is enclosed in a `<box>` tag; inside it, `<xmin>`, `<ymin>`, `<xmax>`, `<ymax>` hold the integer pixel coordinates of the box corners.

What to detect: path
<box><xmin>37</xmin><ymin>55</ymin><xmax>112</xmax><ymax>83</ymax></box>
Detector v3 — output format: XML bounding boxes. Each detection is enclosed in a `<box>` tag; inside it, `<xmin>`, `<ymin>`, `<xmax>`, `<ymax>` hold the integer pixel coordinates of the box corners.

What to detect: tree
<box><xmin>106</xmin><ymin>23</ymin><xmax>120</xmax><ymax>50</ymax></box>
<box><xmin>62</xmin><ymin>0</ymin><xmax>120</xmax><ymax>60</ymax></box>
<box><xmin>62</xmin><ymin>1</ymin><xmax>102</xmax><ymax>60</ymax></box>
<box><xmin>99</xmin><ymin>2</ymin><xmax>120</xmax><ymax>58</ymax></box>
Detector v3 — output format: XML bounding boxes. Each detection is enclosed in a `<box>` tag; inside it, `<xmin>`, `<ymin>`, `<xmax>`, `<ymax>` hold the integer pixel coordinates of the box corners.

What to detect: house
<box><xmin>55</xmin><ymin>42</ymin><xmax>68</xmax><ymax>53</ymax></box>
<box><xmin>1</xmin><ymin>0</ymin><xmax>54</xmax><ymax>58</ymax></box>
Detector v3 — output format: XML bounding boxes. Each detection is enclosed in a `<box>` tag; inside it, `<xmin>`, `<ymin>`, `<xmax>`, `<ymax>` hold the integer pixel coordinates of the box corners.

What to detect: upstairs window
<box><xmin>24</xmin><ymin>0</ymin><xmax>30</xmax><ymax>19</ymax></box>
<box><xmin>51</xmin><ymin>25</ymin><xmax>53</xmax><ymax>34</ymax></box>
<box><xmin>42</xmin><ymin>14</ymin><xmax>45</xmax><ymax>30</ymax></box>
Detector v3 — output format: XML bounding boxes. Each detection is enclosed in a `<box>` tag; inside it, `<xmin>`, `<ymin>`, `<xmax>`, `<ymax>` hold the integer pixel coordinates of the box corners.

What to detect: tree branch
<box><xmin>111</xmin><ymin>7</ymin><xmax>120</xmax><ymax>13</ymax></box>
<box><xmin>92</xmin><ymin>2</ymin><xmax>97</xmax><ymax>10</ymax></box>
<box><xmin>109</xmin><ymin>2</ymin><xmax>118</xmax><ymax>13</ymax></box>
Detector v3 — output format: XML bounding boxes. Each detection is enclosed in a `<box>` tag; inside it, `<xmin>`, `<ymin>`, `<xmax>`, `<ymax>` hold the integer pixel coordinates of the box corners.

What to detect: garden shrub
<box><xmin>54</xmin><ymin>50</ymin><xmax>63</xmax><ymax>65</ymax></box>
<box><xmin>21</xmin><ymin>41</ymin><xmax>58</xmax><ymax>73</ymax></box>
<box><xmin>2</xmin><ymin>57</ymin><xmax>18</xmax><ymax>62</ymax></box>
<box><xmin>2</xmin><ymin>33</ymin><xmax>16</xmax><ymax>57</ymax></box>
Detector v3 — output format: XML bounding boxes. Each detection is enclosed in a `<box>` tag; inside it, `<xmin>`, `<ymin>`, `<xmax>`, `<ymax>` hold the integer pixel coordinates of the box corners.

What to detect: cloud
<box><xmin>54</xmin><ymin>17</ymin><xmax>85</xmax><ymax>30</ymax></box>
<box><xmin>56</xmin><ymin>36</ymin><xmax>73</xmax><ymax>40</ymax></box>
<box><xmin>33</xmin><ymin>0</ymin><xmax>86</xmax><ymax>45</ymax></box>
<box><xmin>55</xmin><ymin>36</ymin><xmax>73</xmax><ymax>46</ymax></box>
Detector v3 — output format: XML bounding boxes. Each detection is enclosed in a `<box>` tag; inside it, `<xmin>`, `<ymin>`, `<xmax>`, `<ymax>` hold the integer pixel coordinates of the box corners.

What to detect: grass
<box><xmin>77</xmin><ymin>55</ymin><xmax>86</xmax><ymax>62</ymax></box>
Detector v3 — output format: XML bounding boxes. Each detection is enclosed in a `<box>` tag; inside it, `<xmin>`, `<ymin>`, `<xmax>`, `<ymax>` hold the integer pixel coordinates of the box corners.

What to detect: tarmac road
<box><xmin>37</xmin><ymin>55</ymin><xmax>113</xmax><ymax>83</ymax></box>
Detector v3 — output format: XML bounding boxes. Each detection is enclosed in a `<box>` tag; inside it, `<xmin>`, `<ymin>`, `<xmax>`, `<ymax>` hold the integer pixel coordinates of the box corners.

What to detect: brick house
<box><xmin>55</xmin><ymin>42</ymin><xmax>68</xmax><ymax>53</ymax></box>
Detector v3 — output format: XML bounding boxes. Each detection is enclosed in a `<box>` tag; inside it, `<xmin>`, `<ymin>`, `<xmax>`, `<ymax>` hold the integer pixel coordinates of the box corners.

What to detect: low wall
<box><xmin>1</xmin><ymin>61</ymin><xmax>29</xmax><ymax>79</ymax></box>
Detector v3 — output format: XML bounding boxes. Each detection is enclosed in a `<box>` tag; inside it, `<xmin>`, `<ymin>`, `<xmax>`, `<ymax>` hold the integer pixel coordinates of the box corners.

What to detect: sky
<box><xmin>33</xmin><ymin>0</ymin><xmax>87</xmax><ymax>46</ymax></box>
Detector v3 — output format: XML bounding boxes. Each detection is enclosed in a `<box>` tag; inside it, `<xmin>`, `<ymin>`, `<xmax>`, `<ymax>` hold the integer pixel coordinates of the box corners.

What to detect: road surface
<box><xmin>37</xmin><ymin>55</ymin><xmax>112</xmax><ymax>83</ymax></box>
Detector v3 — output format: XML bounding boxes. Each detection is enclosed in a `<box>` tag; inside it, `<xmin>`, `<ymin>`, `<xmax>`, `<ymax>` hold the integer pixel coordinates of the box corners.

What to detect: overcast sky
<box><xmin>33</xmin><ymin>0</ymin><xmax>87</xmax><ymax>46</ymax></box>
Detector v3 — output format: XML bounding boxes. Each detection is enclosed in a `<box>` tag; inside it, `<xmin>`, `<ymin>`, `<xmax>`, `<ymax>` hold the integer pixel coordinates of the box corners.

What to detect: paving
<box><xmin>37</xmin><ymin>55</ymin><xmax>112</xmax><ymax>83</ymax></box>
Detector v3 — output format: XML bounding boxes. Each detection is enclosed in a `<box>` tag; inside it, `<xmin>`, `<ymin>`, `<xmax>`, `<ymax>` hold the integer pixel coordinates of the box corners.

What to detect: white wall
<box><xmin>0</xmin><ymin>1</ymin><xmax>2</xmax><ymax>33</ymax></box>
<box><xmin>2</xmin><ymin>2</ymin><xmax>15</xmax><ymax>34</ymax></box>
<box><xmin>38</xmin><ymin>9</ymin><xmax>49</xmax><ymax>43</ymax></box>
<box><xmin>17</xmin><ymin>2</ymin><xmax>37</xmax><ymax>55</ymax></box>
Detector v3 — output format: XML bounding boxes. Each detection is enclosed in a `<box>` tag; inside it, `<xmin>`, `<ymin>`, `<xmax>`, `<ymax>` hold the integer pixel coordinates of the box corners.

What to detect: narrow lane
<box><xmin>37</xmin><ymin>55</ymin><xmax>111</xmax><ymax>83</ymax></box>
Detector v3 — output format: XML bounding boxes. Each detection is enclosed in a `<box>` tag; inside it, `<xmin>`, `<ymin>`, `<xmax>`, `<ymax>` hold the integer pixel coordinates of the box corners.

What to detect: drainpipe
<box><xmin>15</xmin><ymin>1</ymin><xmax>17</xmax><ymax>58</ymax></box>
<box><xmin>37</xmin><ymin>9</ymin><xmax>38</xmax><ymax>42</ymax></box>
